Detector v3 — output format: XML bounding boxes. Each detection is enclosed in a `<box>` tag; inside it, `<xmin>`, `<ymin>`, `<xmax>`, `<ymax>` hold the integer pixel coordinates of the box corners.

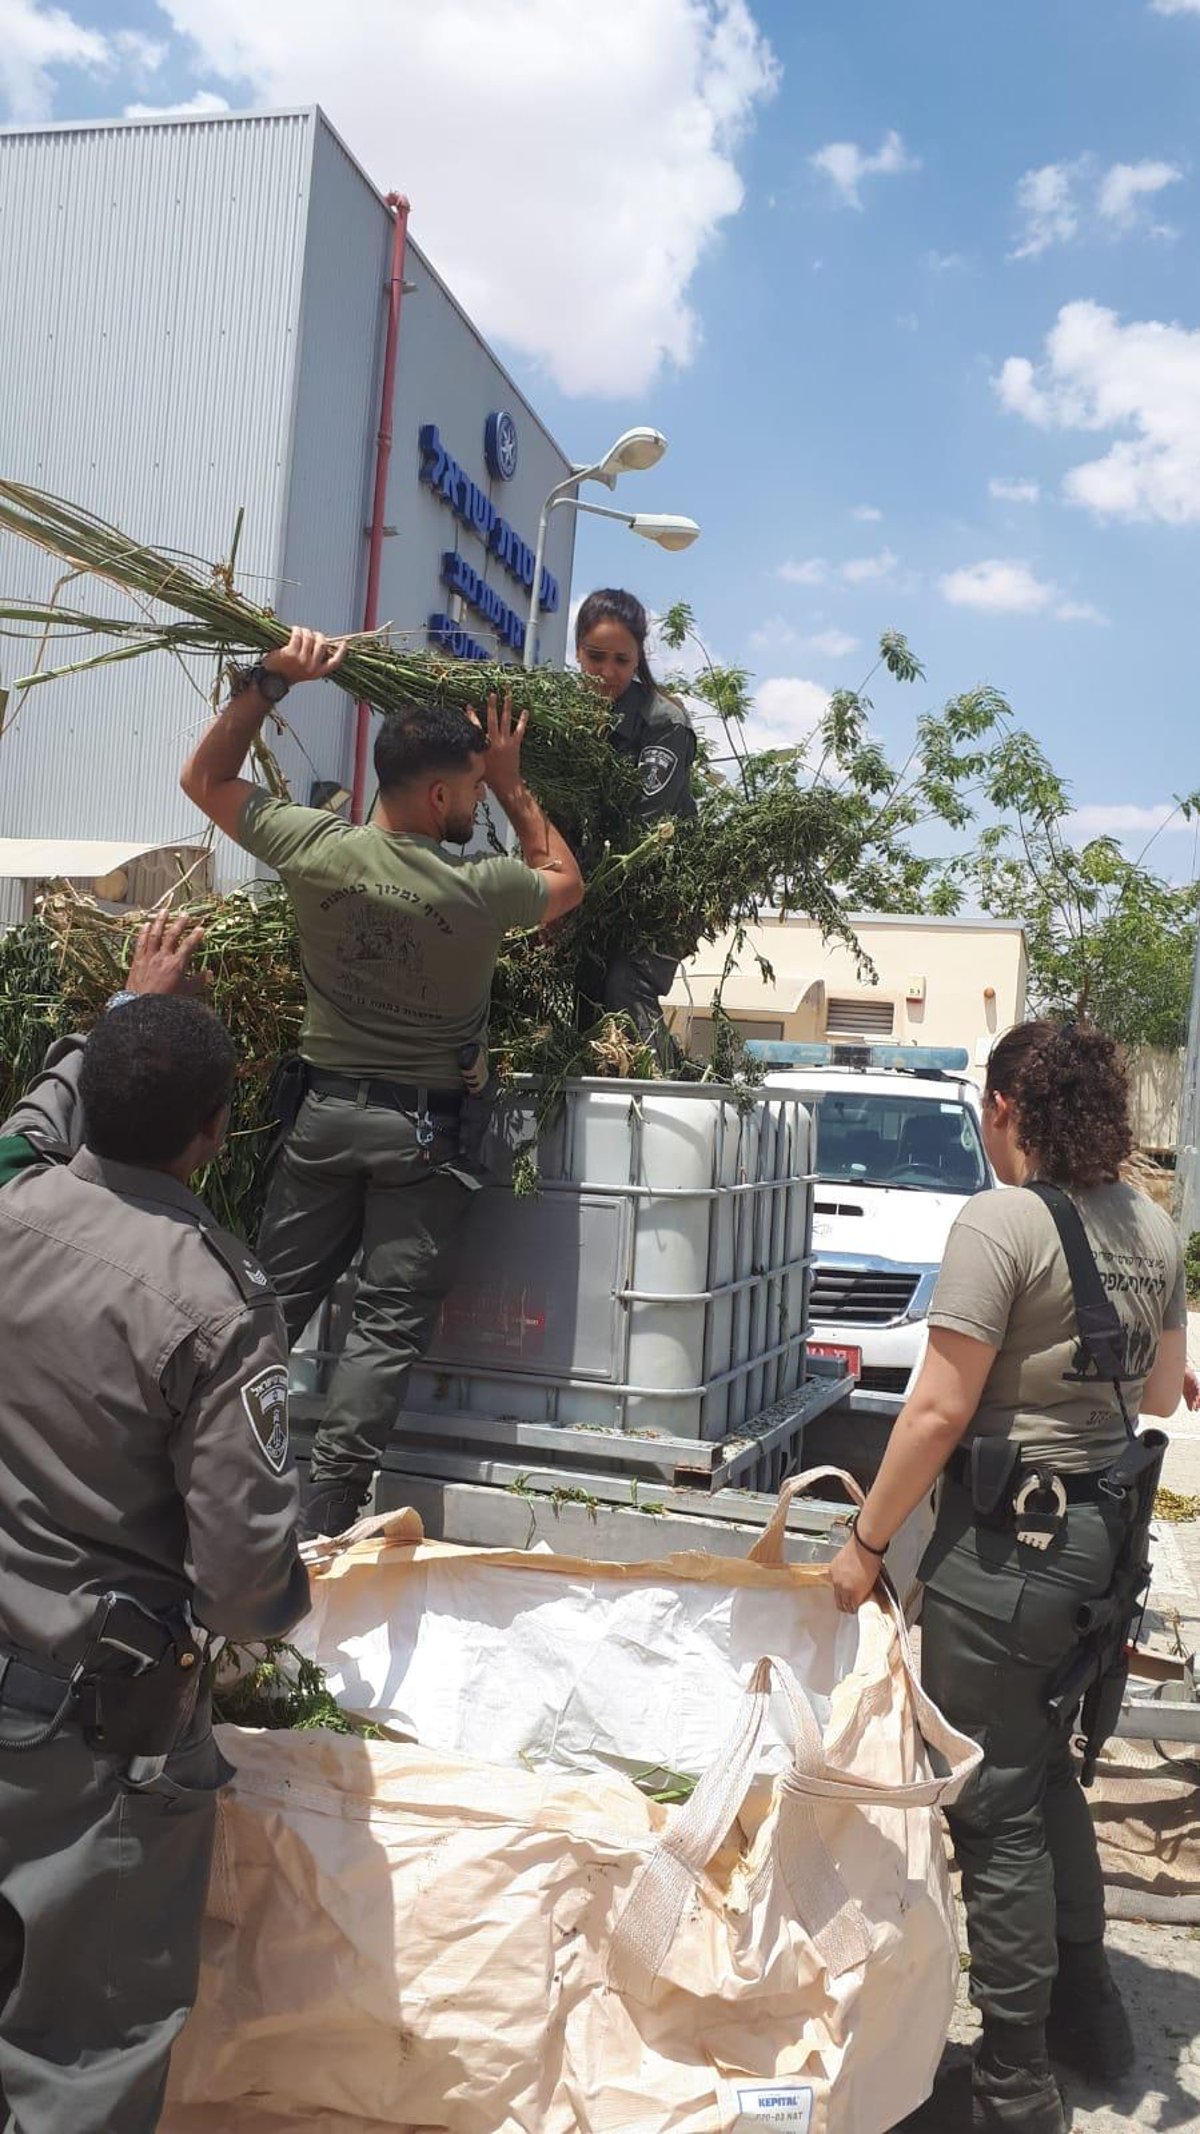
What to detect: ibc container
<box><xmin>396</xmin><ymin>1078</ymin><xmax>815</xmax><ymax>1441</ymax></box>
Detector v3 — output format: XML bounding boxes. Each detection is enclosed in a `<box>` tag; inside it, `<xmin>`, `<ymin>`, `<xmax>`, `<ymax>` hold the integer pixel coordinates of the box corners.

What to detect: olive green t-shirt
<box><xmin>237</xmin><ymin>792</ymin><xmax>549</xmax><ymax>1083</ymax></box>
<box><xmin>929</xmin><ymin>1182</ymin><xmax>1186</xmax><ymax>1473</ymax></box>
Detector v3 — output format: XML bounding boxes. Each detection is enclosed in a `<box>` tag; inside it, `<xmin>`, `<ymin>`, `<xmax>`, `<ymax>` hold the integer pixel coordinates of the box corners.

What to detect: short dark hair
<box><xmin>81</xmin><ymin>997</ymin><xmax>237</xmax><ymax>1167</ymax></box>
<box><xmin>986</xmin><ymin>1019</ymin><xmax>1132</xmax><ymax>1188</ymax></box>
<box><xmin>374</xmin><ymin>704</ymin><xmax>486</xmax><ymax>795</ymax></box>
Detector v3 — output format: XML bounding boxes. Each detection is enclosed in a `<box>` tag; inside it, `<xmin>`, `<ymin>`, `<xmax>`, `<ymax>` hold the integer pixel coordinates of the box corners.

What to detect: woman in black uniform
<box><xmin>828</xmin><ymin>1022</ymin><xmax>1186</xmax><ymax>2132</ymax></box>
<box><xmin>575</xmin><ymin>588</ymin><xmax>696</xmax><ymax>1050</ymax></box>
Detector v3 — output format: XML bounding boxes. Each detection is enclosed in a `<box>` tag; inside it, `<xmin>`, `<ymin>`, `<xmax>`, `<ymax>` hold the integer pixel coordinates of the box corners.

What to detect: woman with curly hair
<box><xmin>829</xmin><ymin>1021</ymin><xmax>1186</xmax><ymax>2132</ymax></box>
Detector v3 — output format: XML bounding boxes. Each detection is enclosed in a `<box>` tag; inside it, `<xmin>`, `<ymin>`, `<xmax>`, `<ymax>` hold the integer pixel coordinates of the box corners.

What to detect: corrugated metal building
<box><xmin>0</xmin><ymin>106</ymin><xmax>576</xmax><ymax>909</ymax></box>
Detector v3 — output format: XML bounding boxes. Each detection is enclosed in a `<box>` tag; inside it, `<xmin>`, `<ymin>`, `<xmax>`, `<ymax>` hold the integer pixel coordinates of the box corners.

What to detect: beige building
<box><xmin>666</xmin><ymin>914</ymin><xmax>1029</xmax><ymax>1081</ymax></box>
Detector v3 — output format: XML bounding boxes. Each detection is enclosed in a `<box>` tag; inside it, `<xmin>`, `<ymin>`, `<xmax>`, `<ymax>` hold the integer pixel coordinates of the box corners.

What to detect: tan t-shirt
<box><xmin>929</xmin><ymin>1181</ymin><xmax>1186</xmax><ymax>1473</ymax></box>
<box><xmin>237</xmin><ymin>792</ymin><xmax>549</xmax><ymax>1083</ymax></box>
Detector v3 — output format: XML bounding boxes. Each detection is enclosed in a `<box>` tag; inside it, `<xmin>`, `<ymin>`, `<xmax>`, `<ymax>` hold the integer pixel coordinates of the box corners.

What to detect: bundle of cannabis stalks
<box><xmin>0</xmin><ymin>479</ymin><xmax>932</xmax><ymax>1235</ymax></box>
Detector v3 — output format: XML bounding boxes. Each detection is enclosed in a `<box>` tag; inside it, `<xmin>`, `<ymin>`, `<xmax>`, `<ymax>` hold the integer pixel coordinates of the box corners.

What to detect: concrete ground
<box><xmin>921</xmin><ymin>1334</ymin><xmax>1200</xmax><ymax>2132</ymax></box>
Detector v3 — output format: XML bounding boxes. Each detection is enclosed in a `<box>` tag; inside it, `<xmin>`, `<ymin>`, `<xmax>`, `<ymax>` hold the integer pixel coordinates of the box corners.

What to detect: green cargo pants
<box><xmin>257</xmin><ymin>1087</ymin><xmax>477</xmax><ymax>1487</ymax></box>
<box><xmin>0</xmin><ymin>1702</ymin><xmax>226</xmax><ymax>2134</ymax></box>
<box><xmin>918</xmin><ymin>1476</ymin><xmax>1126</xmax><ymax>2028</ymax></box>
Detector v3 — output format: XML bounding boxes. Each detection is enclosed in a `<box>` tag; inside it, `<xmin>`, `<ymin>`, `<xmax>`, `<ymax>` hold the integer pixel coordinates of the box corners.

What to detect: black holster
<box><xmin>85</xmin><ymin>1594</ymin><xmax>210</xmax><ymax>1758</ymax></box>
<box><xmin>458</xmin><ymin>1080</ymin><xmax>499</xmax><ymax>1171</ymax></box>
<box><xmin>267</xmin><ymin>1054</ymin><xmax>310</xmax><ymax>1141</ymax></box>
<box><xmin>969</xmin><ymin>1438</ymin><xmax>1022</xmax><ymax>1528</ymax></box>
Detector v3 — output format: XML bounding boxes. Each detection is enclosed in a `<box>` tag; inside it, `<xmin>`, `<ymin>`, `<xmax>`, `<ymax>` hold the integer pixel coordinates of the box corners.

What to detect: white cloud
<box><xmin>742</xmin><ymin>676</ymin><xmax>830</xmax><ymax>753</ymax></box>
<box><xmin>842</xmin><ymin>548</ymin><xmax>897</xmax><ymax>584</ymax></box>
<box><xmin>989</xmin><ymin>476</ymin><xmax>1041</xmax><ymax>504</ymax></box>
<box><xmin>925</xmin><ymin>248</ymin><xmax>967</xmax><ymax>272</ymax></box>
<box><xmin>142</xmin><ymin>0</ymin><xmax>779</xmax><ymax>399</ymax></box>
<box><xmin>777</xmin><ymin>557</ymin><xmax>829</xmax><ymax>586</ymax></box>
<box><xmin>0</xmin><ymin>0</ymin><xmax>108</xmax><ymax>120</ymax></box>
<box><xmin>1068</xmin><ymin>802</ymin><xmax>1185</xmax><ymax>836</ymax></box>
<box><xmin>1012</xmin><ymin>160</ymin><xmax>1087</xmax><ymax>259</ymax></box>
<box><xmin>805</xmin><ymin>628</ymin><xmax>859</xmax><ymax>658</ymax></box>
<box><xmin>809</xmin><ymin>128</ymin><xmax>920</xmax><ymax>210</ymax></box>
<box><xmin>748</xmin><ymin>618</ymin><xmax>859</xmax><ymax>662</ymax></box>
<box><xmin>851</xmin><ymin>503</ymin><xmax>883</xmax><ymax>521</ymax></box>
<box><xmin>938</xmin><ymin>558</ymin><xmax>1105</xmax><ymax>623</ymax></box>
<box><xmin>1054</xmin><ymin>599</ymin><xmax>1109</xmax><ymax>624</ymax></box>
<box><xmin>1012</xmin><ymin>154</ymin><xmax>1184</xmax><ymax>257</ymax></box>
<box><xmin>996</xmin><ymin>298</ymin><xmax>1200</xmax><ymax>523</ymax></box>
<box><xmin>1151</xmin><ymin>1</ymin><xmax>1200</xmax><ymax>15</ymax></box>
<box><xmin>124</xmin><ymin>89</ymin><xmax>229</xmax><ymax>117</ymax></box>
<box><xmin>1097</xmin><ymin>158</ymin><xmax>1182</xmax><ymax>228</ymax></box>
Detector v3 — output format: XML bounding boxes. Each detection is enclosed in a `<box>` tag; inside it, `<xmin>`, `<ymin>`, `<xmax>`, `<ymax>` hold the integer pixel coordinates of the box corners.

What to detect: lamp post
<box><xmin>523</xmin><ymin>428</ymin><xmax>699</xmax><ymax>669</ymax></box>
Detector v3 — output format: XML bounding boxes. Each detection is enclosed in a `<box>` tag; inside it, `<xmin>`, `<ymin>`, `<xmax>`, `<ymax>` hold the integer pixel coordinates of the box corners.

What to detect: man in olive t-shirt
<box><xmin>181</xmin><ymin>627</ymin><xmax>584</xmax><ymax>1535</ymax></box>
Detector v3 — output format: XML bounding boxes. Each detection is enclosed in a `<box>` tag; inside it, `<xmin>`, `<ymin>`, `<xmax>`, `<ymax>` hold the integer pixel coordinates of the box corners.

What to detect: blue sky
<box><xmin>5</xmin><ymin>0</ymin><xmax>1200</xmax><ymax>866</ymax></box>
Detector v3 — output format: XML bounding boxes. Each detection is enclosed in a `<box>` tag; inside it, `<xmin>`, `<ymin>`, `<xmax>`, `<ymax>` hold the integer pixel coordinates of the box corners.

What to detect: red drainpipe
<box><xmin>351</xmin><ymin>192</ymin><xmax>411</xmax><ymax>823</ymax></box>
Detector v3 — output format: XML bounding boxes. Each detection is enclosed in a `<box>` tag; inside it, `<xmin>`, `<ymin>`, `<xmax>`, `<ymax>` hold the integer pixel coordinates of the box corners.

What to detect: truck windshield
<box><xmin>812</xmin><ymin>1091</ymin><xmax>989</xmax><ymax>1194</ymax></box>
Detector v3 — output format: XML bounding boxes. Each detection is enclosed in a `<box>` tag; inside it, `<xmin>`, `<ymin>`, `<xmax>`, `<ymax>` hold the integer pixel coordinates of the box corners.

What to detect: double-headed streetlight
<box><xmin>523</xmin><ymin>427</ymin><xmax>700</xmax><ymax>669</ymax></box>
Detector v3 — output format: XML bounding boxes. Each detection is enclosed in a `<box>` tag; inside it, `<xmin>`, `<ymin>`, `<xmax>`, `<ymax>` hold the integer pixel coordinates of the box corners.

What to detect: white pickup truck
<box><xmin>750</xmin><ymin>1043</ymin><xmax>991</xmax><ymax>1420</ymax></box>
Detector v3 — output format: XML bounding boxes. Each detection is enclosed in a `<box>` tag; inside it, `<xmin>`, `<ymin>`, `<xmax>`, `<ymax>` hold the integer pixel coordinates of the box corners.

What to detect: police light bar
<box><xmin>746</xmin><ymin>1040</ymin><xmax>971</xmax><ymax>1074</ymax></box>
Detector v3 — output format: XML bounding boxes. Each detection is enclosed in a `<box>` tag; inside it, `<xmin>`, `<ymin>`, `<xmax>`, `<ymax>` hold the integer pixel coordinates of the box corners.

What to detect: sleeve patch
<box><xmin>241</xmin><ymin>1365</ymin><xmax>290</xmax><ymax>1473</ymax></box>
<box><xmin>640</xmin><ymin>744</ymin><xmax>678</xmax><ymax>798</ymax></box>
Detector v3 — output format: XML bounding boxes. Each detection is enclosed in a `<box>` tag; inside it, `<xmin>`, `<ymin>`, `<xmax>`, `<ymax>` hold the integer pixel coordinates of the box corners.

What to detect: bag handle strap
<box><xmin>301</xmin><ymin>1505</ymin><xmax>425</xmax><ymax>1568</ymax></box>
<box><xmin>606</xmin><ymin>1654</ymin><xmax>872</xmax><ymax>2001</ymax></box>
<box><xmin>747</xmin><ymin>1466</ymin><xmax>866</xmax><ymax>1567</ymax></box>
<box><xmin>1025</xmin><ymin>1182</ymin><xmax>1135</xmax><ymax>1439</ymax></box>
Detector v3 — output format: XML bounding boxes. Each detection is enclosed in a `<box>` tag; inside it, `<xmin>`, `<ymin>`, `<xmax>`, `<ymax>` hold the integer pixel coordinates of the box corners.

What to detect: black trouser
<box><xmin>594</xmin><ymin>949</ymin><xmax>679</xmax><ymax>1067</ymax></box>
<box><xmin>919</xmin><ymin>1488</ymin><xmax>1125</xmax><ymax>2027</ymax></box>
<box><xmin>0</xmin><ymin>1699</ymin><xmax>226</xmax><ymax>2134</ymax></box>
<box><xmin>257</xmin><ymin>1087</ymin><xmax>477</xmax><ymax>1487</ymax></box>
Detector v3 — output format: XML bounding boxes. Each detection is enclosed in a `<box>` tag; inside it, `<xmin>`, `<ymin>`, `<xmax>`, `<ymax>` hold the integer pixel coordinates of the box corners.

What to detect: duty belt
<box><xmin>308</xmin><ymin>1070</ymin><xmax>464</xmax><ymax>1117</ymax></box>
<box><xmin>947</xmin><ymin>1447</ymin><xmax>1116</xmax><ymax>1504</ymax></box>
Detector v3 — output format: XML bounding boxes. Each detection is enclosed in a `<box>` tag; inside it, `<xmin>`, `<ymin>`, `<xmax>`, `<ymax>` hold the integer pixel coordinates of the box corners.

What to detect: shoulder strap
<box><xmin>1025</xmin><ymin>1182</ymin><xmax>1135</xmax><ymax>1439</ymax></box>
<box><xmin>196</xmin><ymin>1221</ymin><xmax>277</xmax><ymax>1306</ymax></box>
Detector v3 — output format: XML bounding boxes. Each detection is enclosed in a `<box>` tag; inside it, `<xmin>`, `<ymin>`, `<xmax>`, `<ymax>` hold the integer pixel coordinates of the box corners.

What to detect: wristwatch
<box><xmin>230</xmin><ymin>662</ymin><xmax>290</xmax><ymax>706</ymax></box>
<box><xmin>105</xmin><ymin>989</ymin><xmax>138</xmax><ymax>1011</ymax></box>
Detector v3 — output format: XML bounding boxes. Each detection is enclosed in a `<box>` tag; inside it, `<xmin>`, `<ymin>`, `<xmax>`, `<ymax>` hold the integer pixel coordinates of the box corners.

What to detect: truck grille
<box><xmin>858</xmin><ymin>1366</ymin><xmax>912</xmax><ymax>1394</ymax></box>
<box><xmin>810</xmin><ymin>1267</ymin><xmax>921</xmax><ymax>1326</ymax></box>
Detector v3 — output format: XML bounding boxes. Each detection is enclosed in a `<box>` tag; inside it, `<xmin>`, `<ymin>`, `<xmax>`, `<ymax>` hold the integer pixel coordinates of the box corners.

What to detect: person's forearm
<box><xmin>494</xmin><ymin>778</ymin><xmax>569</xmax><ymax>873</ymax></box>
<box><xmin>854</xmin><ymin>1400</ymin><xmax>965</xmax><ymax>1551</ymax></box>
<box><xmin>181</xmin><ymin>684</ymin><xmax>270</xmax><ymax>797</ymax></box>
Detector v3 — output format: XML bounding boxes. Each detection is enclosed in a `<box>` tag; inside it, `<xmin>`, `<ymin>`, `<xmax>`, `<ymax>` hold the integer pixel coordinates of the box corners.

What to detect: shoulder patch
<box><xmin>241</xmin><ymin>1365</ymin><xmax>290</xmax><ymax>1473</ymax></box>
<box><xmin>639</xmin><ymin>743</ymin><xmax>679</xmax><ymax>800</ymax></box>
<box><xmin>198</xmin><ymin>1223</ymin><xmax>276</xmax><ymax>1303</ymax></box>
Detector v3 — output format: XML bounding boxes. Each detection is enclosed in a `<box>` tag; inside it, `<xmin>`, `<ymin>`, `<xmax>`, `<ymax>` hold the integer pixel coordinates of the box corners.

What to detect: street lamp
<box><xmin>523</xmin><ymin>428</ymin><xmax>699</xmax><ymax>669</ymax></box>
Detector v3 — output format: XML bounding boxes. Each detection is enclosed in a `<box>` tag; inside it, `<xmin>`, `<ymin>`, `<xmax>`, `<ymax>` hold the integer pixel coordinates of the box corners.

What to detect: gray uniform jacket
<box><xmin>1</xmin><ymin>1032</ymin><xmax>87</xmax><ymax>1155</ymax></box>
<box><xmin>609</xmin><ymin>680</ymin><xmax>698</xmax><ymax>824</ymax></box>
<box><xmin>0</xmin><ymin>1143</ymin><xmax>309</xmax><ymax>1667</ymax></box>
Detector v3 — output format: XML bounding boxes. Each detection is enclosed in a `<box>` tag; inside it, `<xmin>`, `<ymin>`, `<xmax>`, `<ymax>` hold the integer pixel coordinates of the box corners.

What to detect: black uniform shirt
<box><xmin>608</xmin><ymin>680</ymin><xmax>698</xmax><ymax>824</ymax></box>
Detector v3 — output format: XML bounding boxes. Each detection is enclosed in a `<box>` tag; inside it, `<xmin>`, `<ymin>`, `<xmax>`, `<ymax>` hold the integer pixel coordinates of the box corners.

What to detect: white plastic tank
<box><xmin>396</xmin><ymin>1079</ymin><xmax>816</xmax><ymax>1441</ymax></box>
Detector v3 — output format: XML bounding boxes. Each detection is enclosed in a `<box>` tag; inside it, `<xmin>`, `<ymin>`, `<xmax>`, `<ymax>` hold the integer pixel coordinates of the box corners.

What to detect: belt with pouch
<box><xmin>947</xmin><ymin>1445</ymin><xmax>1120</xmax><ymax>1505</ymax></box>
<box><xmin>308</xmin><ymin>1070</ymin><xmax>464</xmax><ymax>1119</ymax></box>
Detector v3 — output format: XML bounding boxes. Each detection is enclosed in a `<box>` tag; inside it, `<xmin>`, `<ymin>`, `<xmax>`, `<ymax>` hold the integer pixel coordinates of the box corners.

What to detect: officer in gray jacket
<box><xmin>0</xmin><ymin>992</ymin><xmax>309</xmax><ymax>2134</ymax></box>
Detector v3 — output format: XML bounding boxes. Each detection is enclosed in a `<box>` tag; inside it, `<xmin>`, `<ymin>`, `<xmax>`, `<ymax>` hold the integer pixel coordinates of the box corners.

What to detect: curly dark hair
<box><xmin>985</xmin><ymin>1020</ymin><xmax>1132</xmax><ymax>1188</ymax></box>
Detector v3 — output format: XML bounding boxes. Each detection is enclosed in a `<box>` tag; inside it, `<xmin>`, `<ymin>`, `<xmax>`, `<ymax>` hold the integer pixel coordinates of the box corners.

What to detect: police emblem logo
<box><xmin>640</xmin><ymin>744</ymin><xmax>678</xmax><ymax>799</ymax></box>
<box><xmin>484</xmin><ymin>409</ymin><xmax>519</xmax><ymax>483</ymax></box>
<box><xmin>241</xmin><ymin>1366</ymin><xmax>290</xmax><ymax>1473</ymax></box>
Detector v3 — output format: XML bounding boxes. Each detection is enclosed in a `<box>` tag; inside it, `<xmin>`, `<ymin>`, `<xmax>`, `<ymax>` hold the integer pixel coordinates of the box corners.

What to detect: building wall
<box><xmin>668</xmin><ymin>915</ymin><xmax>1029</xmax><ymax>1081</ymax></box>
<box><xmin>0</xmin><ymin>110</ymin><xmax>315</xmax><ymax>875</ymax></box>
<box><xmin>0</xmin><ymin>107</ymin><xmax>575</xmax><ymax>875</ymax></box>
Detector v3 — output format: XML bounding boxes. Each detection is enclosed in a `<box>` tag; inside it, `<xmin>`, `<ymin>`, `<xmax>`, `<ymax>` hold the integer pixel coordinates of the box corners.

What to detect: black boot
<box><xmin>890</xmin><ymin>2042</ymin><xmax>973</xmax><ymax>2129</ymax></box>
<box><xmin>971</xmin><ymin>2020</ymin><xmax>1067</xmax><ymax>2132</ymax></box>
<box><xmin>300</xmin><ymin>1475</ymin><xmax>371</xmax><ymax>1540</ymax></box>
<box><xmin>1047</xmin><ymin>1936</ymin><xmax>1136</xmax><ymax>2082</ymax></box>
